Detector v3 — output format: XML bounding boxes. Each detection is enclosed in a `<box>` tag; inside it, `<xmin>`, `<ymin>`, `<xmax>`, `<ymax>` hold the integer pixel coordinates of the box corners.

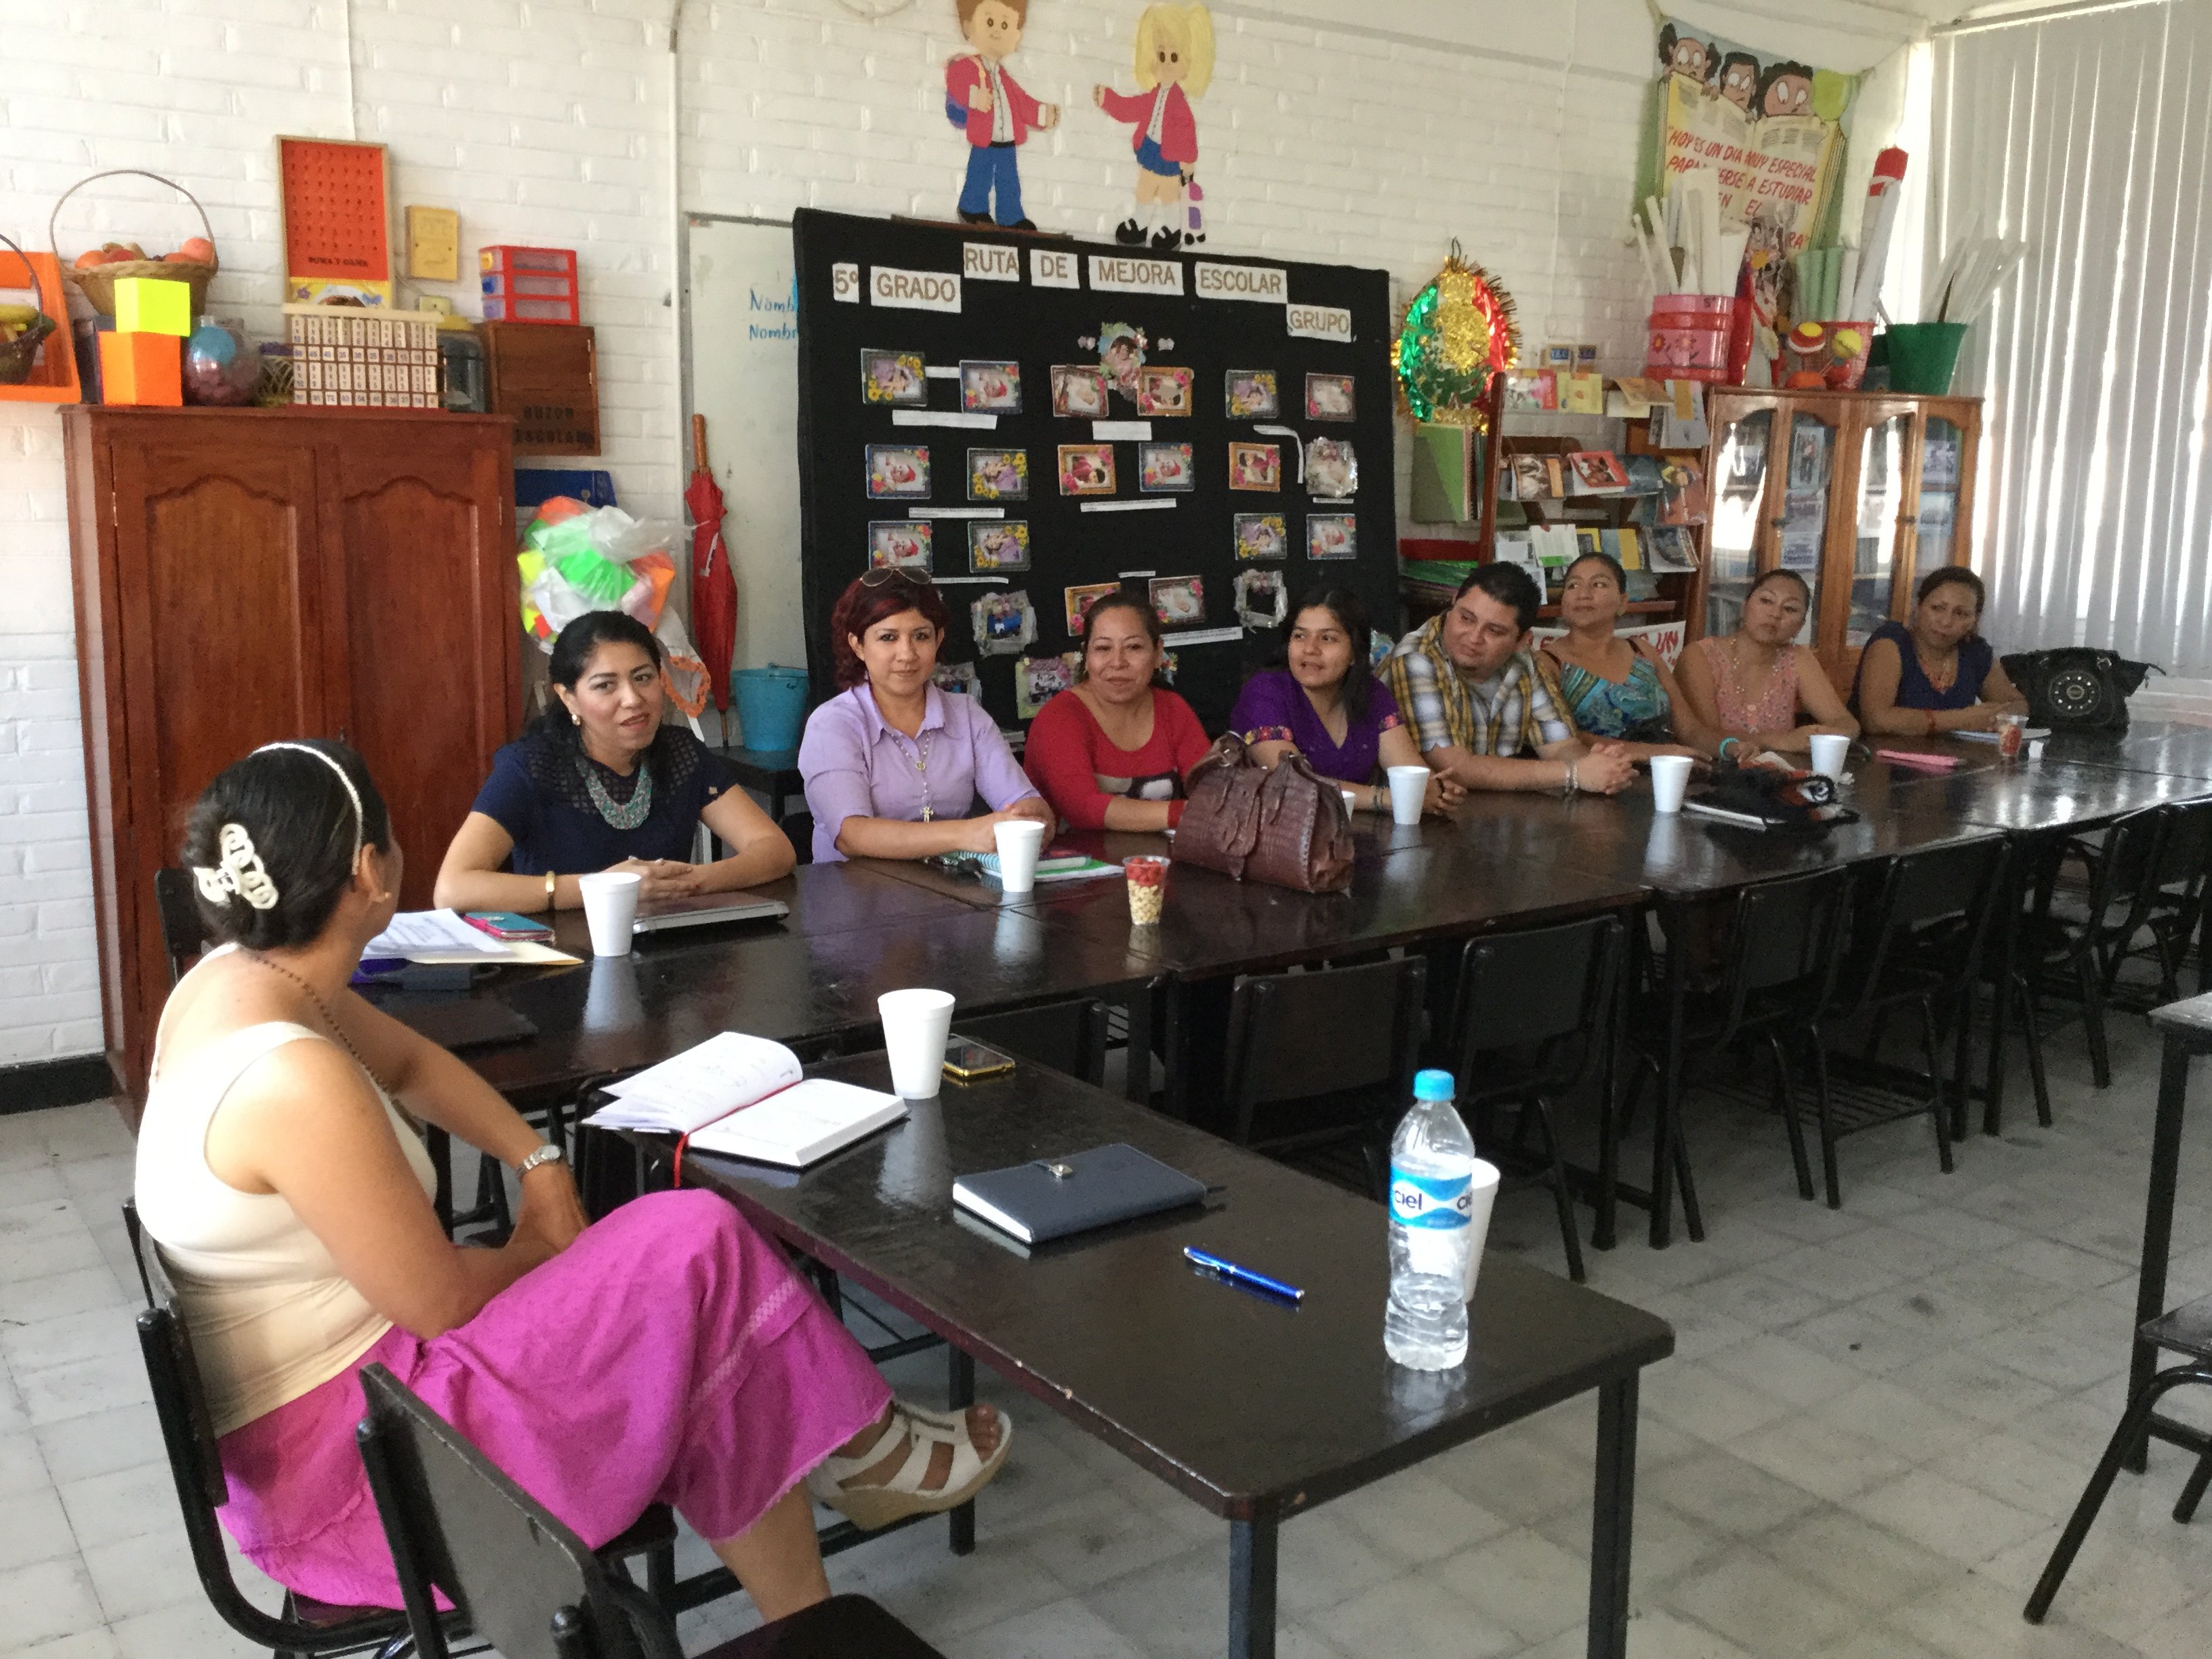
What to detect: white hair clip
<box><xmin>194</xmin><ymin>822</ymin><xmax>280</xmax><ymax>911</ymax></box>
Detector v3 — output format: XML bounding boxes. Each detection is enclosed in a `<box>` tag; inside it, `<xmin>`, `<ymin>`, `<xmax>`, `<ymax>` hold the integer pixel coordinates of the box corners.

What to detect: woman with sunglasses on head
<box><xmin>1023</xmin><ymin>590</ymin><xmax>1211</xmax><ymax>831</ymax></box>
<box><xmin>1676</xmin><ymin>568</ymin><xmax>1858</xmax><ymax>760</ymax></box>
<box><xmin>1853</xmin><ymin>566</ymin><xmax>2028</xmax><ymax>735</ymax></box>
<box><xmin>435</xmin><ymin>611</ymin><xmax>793</xmax><ymax>913</ymax></box>
<box><xmin>800</xmin><ymin>569</ymin><xmax>1052</xmax><ymax>861</ymax></box>
<box><xmin>138</xmin><ymin>741</ymin><xmax>1010</xmax><ymax>1622</ymax></box>
<box><xmin>1537</xmin><ymin>552</ymin><xmax>1717</xmax><ymax>760</ymax></box>
<box><xmin>1231</xmin><ymin>585</ymin><xmax>1461</xmax><ymax>815</ymax></box>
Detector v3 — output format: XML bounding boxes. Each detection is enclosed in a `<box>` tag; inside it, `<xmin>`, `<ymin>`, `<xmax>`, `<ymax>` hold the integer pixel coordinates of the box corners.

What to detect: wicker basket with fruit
<box><xmin>49</xmin><ymin>169</ymin><xmax>219</xmax><ymax>319</ymax></box>
<box><xmin>0</xmin><ymin>231</ymin><xmax>59</xmax><ymax>386</ymax></box>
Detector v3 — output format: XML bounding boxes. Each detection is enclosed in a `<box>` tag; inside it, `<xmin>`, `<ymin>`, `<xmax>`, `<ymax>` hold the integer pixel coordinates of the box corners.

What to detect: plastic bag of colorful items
<box><xmin>517</xmin><ymin>497</ymin><xmax>712</xmax><ymax>719</ymax></box>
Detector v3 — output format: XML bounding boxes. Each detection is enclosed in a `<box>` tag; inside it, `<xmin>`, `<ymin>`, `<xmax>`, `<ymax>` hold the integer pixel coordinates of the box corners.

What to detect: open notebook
<box><xmin>582</xmin><ymin>1032</ymin><xmax>905</xmax><ymax>1168</ymax></box>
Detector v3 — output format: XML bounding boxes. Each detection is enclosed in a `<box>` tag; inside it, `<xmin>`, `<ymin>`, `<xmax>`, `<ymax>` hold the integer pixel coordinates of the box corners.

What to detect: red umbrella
<box><xmin>686</xmin><ymin>413</ymin><xmax>737</xmax><ymax>714</ymax></box>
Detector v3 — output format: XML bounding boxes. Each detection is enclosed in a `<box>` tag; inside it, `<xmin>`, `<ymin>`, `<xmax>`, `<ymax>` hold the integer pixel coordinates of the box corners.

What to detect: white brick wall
<box><xmin>0</xmin><ymin>0</ymin><xmax>1912</xmax><ymax>1069</ymax></box>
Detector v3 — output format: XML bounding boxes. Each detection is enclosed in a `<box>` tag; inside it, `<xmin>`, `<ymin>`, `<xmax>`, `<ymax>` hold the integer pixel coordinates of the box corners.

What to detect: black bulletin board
<box><xmin>791</xmin><ymin>207</ymin><xmax>1397</xmax><ymax>735</ymax></box>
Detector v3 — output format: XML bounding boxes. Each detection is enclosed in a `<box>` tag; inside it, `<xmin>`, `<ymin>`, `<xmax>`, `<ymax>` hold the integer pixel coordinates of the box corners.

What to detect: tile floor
<box><xmin>5</xmin><ymin>1010</ymin><xmax>2212</xmax><ymax>1659</ymax></box>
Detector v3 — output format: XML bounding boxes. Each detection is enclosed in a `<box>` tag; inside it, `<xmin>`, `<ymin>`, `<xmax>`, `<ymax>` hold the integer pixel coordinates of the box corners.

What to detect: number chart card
<box><xmin>792</xmin><ymin>208</ymin><xmax>1395</xmax><ymax>736</ymax></box>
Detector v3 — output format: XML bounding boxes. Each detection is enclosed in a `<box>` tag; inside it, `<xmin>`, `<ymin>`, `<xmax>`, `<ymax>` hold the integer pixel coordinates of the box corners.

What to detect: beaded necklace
<box><xmin>882</xmin><ymin>729</ymin><xmax>938</xmax><ymax>821</ymax></box>
<box><xmin>579</xmin><ymin>755</ymin><xmax>654</xmax><ymax>830</ymax></box>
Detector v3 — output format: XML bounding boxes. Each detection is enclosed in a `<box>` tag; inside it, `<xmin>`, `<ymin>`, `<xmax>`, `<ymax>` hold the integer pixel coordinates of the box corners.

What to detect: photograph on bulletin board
<box><xmin>789</xmin><ymin>208</ymin><xmax>1395</xmax><ymax>734</ymax></box>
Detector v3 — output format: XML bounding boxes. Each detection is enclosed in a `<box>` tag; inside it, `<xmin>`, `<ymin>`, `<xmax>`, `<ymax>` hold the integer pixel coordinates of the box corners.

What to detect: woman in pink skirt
<box><xmin>134</xmin><ymin>741</ymin><xmax>1010</xmax><ymax>1619</ymax></box>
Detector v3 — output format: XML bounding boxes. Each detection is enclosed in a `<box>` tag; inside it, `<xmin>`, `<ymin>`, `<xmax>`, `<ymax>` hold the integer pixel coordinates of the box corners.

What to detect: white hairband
<box><xmin>191</xmin><ymin>744</ymin><xmax>367</xmax><ymax>914</ymax></box>
<box><xmin>254</xmin><ymin>742</ymin><xmax>365</xmax><ymax>867</ymax></box>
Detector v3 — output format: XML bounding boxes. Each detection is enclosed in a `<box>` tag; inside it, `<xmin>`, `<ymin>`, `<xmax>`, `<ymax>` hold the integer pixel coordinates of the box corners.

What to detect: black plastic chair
<box><xmin>1218</xmin><ymin>956</ymin><xmax>1427</xmax><ymax>1197</ymax></box>
<box><xmin>355</xmin><ymin>1363</ymin><xmax>945</xmax><ymax>1659</ymax></box>
<box><xmin>2024</xmin><ymin>1292</ymin><xmax>2212</xmax><ymax>1624</ymax></box>
<box><xmin>123</xmin><ymin>1202</ymin><xmax>682</xmax><ymax>1658</ymax></box>
<box><xmin>1626</xmin><ymin>869</ymin><xmax>1855</xmax><ymax>1225</ymax></box>
<box><xmin>1439</xmin><ymin>917</ymin><xmax>1627</xmax><ymax>1282</ymax></box>
<box><xmin>2013</xmin><ymin>806</ymin><xmax>2169</xmax><ymax>1097</ymax></box>
<box><xmin>155</xmin><ymin>866</ymin><xmax>205</xmax><ymax>987</ymax></box>
<box><xmin>953</xmin><ymin>998</ymin><xmax>1111</xmax><ymax>1086</ymax></box>
<box><xmin>1807</xmin><ymin>838</ymin><xmax>2010</xmax><ymax>1206</ymax></box>
<box><xmin>2101</xmin><ymin>800</ymin><xmax>2212</xmax><ymax>1003</ymax></box>
<box><xmin>123</xmin><ymin>1200</ymin><xmax>417</xmax><ymax>1659</ymax></box>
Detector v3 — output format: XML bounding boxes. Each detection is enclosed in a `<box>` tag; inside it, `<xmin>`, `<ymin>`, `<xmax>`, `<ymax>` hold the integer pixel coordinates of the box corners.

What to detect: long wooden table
<box><xmin>398</xmin><ymin>728</ymin><xmax>2212</xmax><ymax>1226</ymax></box>
<box><xmin>674</xmin><ymin>1051</ymin><xmax>1674</xmax><ymax>1659</ymax></box>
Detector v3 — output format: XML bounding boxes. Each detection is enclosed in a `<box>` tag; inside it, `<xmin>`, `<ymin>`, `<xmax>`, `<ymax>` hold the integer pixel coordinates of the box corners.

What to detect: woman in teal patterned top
<box><xmin>1538</xmin><ymin>552</ymin><xmax>1716</xmax><ymax>760</ymax></box>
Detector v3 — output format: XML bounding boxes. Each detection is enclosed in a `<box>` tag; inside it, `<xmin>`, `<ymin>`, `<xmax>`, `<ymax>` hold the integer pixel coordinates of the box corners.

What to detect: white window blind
<box><xmin>1930</xmin><ymin>0</ymin><xmax>2212</xmax><ymax>676</ymax></box>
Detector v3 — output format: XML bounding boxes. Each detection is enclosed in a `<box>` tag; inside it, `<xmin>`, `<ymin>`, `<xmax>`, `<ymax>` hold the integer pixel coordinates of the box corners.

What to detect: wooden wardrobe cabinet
<box><xmin>1682</xmin><ymin>389</ymin><xmax>1983</xmax><ymax>689</ymax></box>
<box><xmin>64</xmin><ymin>407</ymin><xmax>519</xmax><ymax>1105</ymax></box>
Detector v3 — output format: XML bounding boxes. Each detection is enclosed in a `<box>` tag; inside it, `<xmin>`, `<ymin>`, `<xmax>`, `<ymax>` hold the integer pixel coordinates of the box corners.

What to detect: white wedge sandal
<box><xmin>806</xmin><ymin>1399</ymin><xmax>1013</xmax><ymax>1530</ymax></box>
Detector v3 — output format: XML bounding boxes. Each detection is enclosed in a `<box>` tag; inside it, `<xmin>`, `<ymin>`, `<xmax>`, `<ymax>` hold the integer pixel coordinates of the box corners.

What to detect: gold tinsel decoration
<box><xmin>1393</xmin><ymin>240</ymin><xmax>1521</xmax><ymax>430</ymax></box>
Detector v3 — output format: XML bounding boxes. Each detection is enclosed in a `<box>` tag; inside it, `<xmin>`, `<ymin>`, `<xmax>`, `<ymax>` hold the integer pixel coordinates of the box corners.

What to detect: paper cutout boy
<box><xmin>945</xmin><ymin>0</ymin><xmax>1059</xmax><ymax>230</ymax></box>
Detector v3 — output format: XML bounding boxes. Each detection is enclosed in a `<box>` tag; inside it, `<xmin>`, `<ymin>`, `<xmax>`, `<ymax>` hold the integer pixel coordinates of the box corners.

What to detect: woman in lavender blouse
<box><xmin>798</xmin><ymin>571</ymin><xmax>1052</xmax><ymax>863</ymax></box>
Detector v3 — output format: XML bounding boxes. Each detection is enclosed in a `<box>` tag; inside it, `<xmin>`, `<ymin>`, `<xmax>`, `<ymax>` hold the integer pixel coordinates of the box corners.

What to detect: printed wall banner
<box><xmin>1088</xmin><ymin>254</ymin><xmax>1186</xmax><ymax>295</ymax></box>
<box><xmin>871</xmin><ymin>265</ymin><xmax>964</xmax><ymax>312</ymax></box>
<box><xmin>1286</xmin><ymin>302</ymin><xmax>1352</xmax><ymax>342</ymax></box>
<box><xmin>963</xmin><ymin>242</ymin><xmax>1023</xmax><ymax>282</ymax></box>
<box><xmin>1648</xmin><ymin>17</ymin><xmax>1858</xmax><ymax>260</ymax></box>
<box><xmin>1195</xmin><ymin>262</ymin><xmax>1286</xmax><ymax>302</ymax></box>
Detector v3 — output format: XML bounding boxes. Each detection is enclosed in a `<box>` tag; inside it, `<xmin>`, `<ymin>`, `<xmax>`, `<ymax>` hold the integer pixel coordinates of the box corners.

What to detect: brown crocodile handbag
<box><xmin>1171</xmin><ymin>734</ymin><xmax>1355</xmax><ymax>893</ymax></box>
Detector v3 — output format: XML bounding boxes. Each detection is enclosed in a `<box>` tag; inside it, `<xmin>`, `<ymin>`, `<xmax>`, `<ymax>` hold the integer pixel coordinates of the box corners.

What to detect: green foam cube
<box><xmin>114</xmin><ymin>276</ymin><xmax>193</xmax><ymax>337</ymax></box>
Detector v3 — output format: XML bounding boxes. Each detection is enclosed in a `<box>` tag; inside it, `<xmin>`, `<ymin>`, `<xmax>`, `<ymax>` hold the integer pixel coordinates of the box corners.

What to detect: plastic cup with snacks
<box><xmin>1124</xmin><ymin>855</ymin><xmax>1170</xmax><ymax>925</ymax></box>
<box><xmin>1996</xmin><ymin>711</ymin><xmax>2028</xmax><ymax>760</ymax></box>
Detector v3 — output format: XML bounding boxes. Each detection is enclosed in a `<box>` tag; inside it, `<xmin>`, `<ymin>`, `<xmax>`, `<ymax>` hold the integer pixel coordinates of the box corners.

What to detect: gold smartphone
<box><xmin>943</xmin><ymin>1038</ymin><xmax>1017</xmax><ymax>1082</ymax></box>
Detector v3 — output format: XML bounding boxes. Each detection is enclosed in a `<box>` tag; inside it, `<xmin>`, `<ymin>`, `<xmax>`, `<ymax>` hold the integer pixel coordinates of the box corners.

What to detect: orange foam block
<box><xmin>99</xmin><ymin>331</ymin><xmax>182</xmax><ymax>406</ymax></box>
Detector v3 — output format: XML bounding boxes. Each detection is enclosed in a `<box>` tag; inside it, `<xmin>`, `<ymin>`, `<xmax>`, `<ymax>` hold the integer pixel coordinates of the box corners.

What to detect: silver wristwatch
<box><xmin>514</xmin><ymin>1142</ymin><xmax>565</xmax><ymax>1177</ymax></box>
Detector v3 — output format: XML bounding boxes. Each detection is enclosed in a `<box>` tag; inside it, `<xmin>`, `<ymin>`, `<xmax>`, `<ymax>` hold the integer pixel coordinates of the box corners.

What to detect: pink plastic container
<box><xmin>1645</xmin><ymin>294</ymin><xmax>1741</xmax><ymax>384</ymax></box>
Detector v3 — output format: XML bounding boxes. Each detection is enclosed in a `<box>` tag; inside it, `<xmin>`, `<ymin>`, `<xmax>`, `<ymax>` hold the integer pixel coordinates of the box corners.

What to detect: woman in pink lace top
<box><xmin>1677</xmin><ymin>569</ymin><xmax>1858</xmax><ymax>760</ymax></box>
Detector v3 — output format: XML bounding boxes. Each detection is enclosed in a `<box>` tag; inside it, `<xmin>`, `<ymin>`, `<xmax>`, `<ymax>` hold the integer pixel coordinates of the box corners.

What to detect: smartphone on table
<box><xmin>462</xmin><ymin>911</ymin><xmax>556</xmax><ymax>942</ymax></box>
<box><xmin>943</xmin><ymin>1038</ymin><xmax>1017</xmax><ymax>1082</ymax></box>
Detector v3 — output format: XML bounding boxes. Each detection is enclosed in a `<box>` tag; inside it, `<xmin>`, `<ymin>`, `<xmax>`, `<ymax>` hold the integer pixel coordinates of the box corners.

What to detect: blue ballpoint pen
<box><xmin>1183</xmin><ymin>1246</ymin><xmax>1304</xmax><ymax>1303</ymax></box>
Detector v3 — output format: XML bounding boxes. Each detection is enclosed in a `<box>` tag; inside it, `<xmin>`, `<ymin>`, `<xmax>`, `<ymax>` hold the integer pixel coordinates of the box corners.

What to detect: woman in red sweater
<box><xmin>1025</xmin><ymin>591</ymin><xmax>1210</xmax><ymax>830</ymax></box>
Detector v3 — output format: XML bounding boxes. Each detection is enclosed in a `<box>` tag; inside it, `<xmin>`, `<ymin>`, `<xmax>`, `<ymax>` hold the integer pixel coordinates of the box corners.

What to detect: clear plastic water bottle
<box><xmin>1385</xmin><ymin>1068</ymin><xmax>1475</xmax><ymax>1370</ymax></box>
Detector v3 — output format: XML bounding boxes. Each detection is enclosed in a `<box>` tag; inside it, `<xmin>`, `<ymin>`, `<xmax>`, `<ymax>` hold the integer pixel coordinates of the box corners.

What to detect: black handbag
<box><xmin>1698</xmin><ymin>760</ymin><xmax>1859</xmax><ymax>834</ymax></box>
<box><xmin>2000</xmin><ymin>648</ymin><xmax>2163</xmax><ymax>732</ymax></box>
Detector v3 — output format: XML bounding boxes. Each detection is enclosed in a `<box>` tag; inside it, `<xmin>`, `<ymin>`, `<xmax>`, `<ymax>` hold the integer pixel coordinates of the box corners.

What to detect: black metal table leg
<box><xmin>1651</xmin><ymin>903</ymin><xmax>1686</xmax><ymax>1249</ymax></box>
<box><xmin>948</xmin><ymin>1347</ymin><xmax>977</xmax><ymax>1555</ymax></box>
<box><xmin>1124</xmin><ymin>981</ymin><xmax>1155</xmax><ymax>1105</ymax></box>
<box><xmin>1228</xmin><ymin>1515</ymin><xmax>1277</xmax><ymax>1659</ymax></box>
<box><xmin>1593</xmin><ymin>916</ymin><xmax>1630</xmax><ymax>1253</ymax></box>
<box><xmin>1163</xmin><ymin>979</ymin><xmax>1190</xmax><ymax>1122</ymax></box>
<box><xmin>1589</xmin><ymin>1374</ymin><xmax>1638</xmax><ymax>1659</ymax></box>
<box><xmin>2129</xmin><ymin>1033</ymin><xmax>2193</xmax><ymax>1473</ymax></box>
<box><xmin>1982</xmin><ymin>859</ymin><xmax>2020</xmax><ymax>1136</ymax></box>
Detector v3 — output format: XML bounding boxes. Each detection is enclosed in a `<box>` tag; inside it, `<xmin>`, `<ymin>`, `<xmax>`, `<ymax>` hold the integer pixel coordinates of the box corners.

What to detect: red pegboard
<box><xmin>277</xmin><ymin>136</ymin><xmax>391</xmax><ymax>283</ymax></box>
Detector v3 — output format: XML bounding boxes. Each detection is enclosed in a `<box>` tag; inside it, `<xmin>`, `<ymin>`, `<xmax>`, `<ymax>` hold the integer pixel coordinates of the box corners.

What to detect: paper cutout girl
<box><xmin>945</xmin><ymin>0</ymin><xmax>1059</xmax><ymax>230</ymax></box>
<box><xmin>1092</xmin><ymin>3</ymin><xmax>1214</xmax><ymax>251</ymax></box>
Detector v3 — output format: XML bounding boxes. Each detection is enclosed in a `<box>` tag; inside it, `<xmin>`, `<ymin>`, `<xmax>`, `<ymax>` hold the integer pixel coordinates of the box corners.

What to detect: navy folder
<box><xmin>951</xmin><ymin>1143</ymin><xmax>1207</xmax><ymax>1245</ymax></box>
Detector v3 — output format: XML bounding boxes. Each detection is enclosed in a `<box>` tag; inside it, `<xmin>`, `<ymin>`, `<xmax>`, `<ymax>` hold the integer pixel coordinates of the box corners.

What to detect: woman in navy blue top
<box><xmin>1853</xmin><ymin>567</ymin><xmax>2028</xmax><ymax>737</ymax></box>
<box><xmin>434</xmin><ymin>612</ymin><xmax>794</xmax><ymax>914</ymax></box>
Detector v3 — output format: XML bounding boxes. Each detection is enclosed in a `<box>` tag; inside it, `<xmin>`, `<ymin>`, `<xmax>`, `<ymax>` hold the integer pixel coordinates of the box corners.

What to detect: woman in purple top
<box><xmin>1231</xmin><ymin>587</ymin><xmax>1462</xmax><ymax>817</ymax></box>
<box><xmin>799</xmin><ymin>570</ymin><xmax>1051</xmax><ymax>863</ymax></box>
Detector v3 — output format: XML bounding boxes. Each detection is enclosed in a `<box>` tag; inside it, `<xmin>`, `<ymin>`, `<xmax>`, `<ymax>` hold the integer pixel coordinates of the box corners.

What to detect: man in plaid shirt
<box><xmin>1384</xmin><ymin>564</ymin><xmax>1637</xmax><ymax>795</ymax></box>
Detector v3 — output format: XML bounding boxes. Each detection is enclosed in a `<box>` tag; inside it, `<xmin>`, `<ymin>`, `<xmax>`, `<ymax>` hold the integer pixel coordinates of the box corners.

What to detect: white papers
<box><xmin>587</xmin><ymin>1032</ymin><xmax>804</xmax><ymax>1135</ymax></box>
<box><xmin>1092</xmin><ymin>419</ymin><xmax>1151</xmax><ymax>441</ymax></box>
<box><xmin>1080</xmin><ymin>498</ymin><xmax>1175</xmax><ymax>514</ymax></box>
<box><xmin>891</xmin><ymin>409</ymin><xmax>997</xmax><ymax>429</ymax></box>
<box><xmin>366</xmin><ymin>910</ymin><xmax>508</xmax><ymax>958</ymax></box>
<box><xmin>686</xmin><ymin>1078</ymin><xmax>905</xmax><ymax>1168</ymax></box>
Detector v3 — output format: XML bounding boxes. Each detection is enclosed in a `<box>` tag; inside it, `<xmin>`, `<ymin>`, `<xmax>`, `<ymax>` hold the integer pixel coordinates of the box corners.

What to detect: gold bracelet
<box><xmin>544</xmin><ymin>869</ymin><xmax>558</xmax><ymax>911</ymax></box>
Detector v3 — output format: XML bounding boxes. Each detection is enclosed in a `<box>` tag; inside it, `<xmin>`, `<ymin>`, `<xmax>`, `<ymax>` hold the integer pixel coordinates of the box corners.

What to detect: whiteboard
<box><xmin>682</xmin><ymin>215</ymin><xmax>806</xmax><ymax>700</ymax></box>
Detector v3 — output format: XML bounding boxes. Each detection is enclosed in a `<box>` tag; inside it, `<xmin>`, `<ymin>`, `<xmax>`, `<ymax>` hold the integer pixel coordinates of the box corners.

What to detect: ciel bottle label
<box><xmin>1390</xmin><ymin>1169</ymin><xmax>1473</xmax><ymax>1229</ymax></box>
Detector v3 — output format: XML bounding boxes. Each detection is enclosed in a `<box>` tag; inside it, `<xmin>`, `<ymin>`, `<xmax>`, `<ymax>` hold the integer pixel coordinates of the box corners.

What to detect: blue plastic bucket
<box><xmin>730</xmin><ymin>666</ymin><xmax>810</xmax><ymax>753</ymax></box>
